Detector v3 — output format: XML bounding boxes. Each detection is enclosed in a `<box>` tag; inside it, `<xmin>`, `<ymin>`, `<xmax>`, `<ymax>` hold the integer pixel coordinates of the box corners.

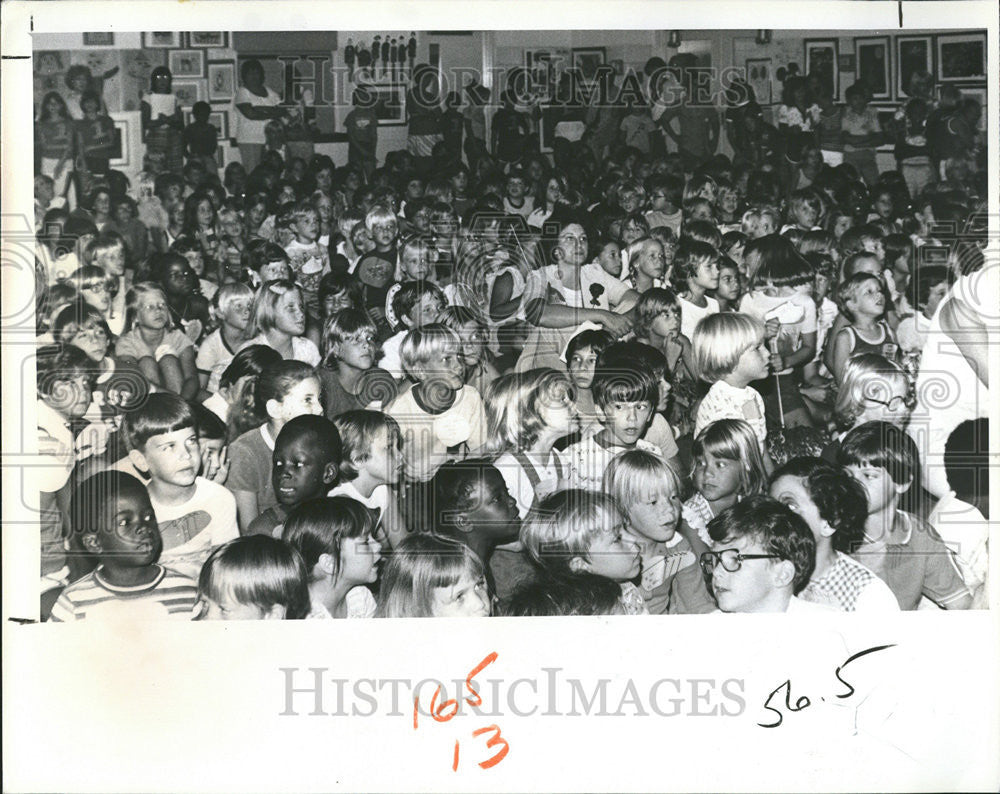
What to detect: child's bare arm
<box><xmin>828</xmin><ymin>327</ymin><xmax>853</xmax><ymax>384</ymax></box>
<box><xmin>823</xmin><ymin>312</ymin><xmax>849</xmax><ymax>375</ymax></box>
<box><xmin>158</xmin><ymin>354</ymin><xmax>185</xmax><ymax>395</ymax></box>
<box><xmin>678</xmin><ymin>518</ymin><xmax>710</xmax><ymax>560</ymax></box>
<box><xmin>489</xmin><ymin>271</ymin><xmax>520</xmax><ymax>321</ymax></box>
<box><xmin>233</xmin><ymin>490</ymin><xmax>259</xmax><ymax>534</ymax></box>
<box><xmin>178</xmin><ymin>347</ymin><xmax>200</xmax><ymax>402</ymax></box>
<box><xmin>133</xmin><ymin>355</ymin><xmax>163</xmax><ymax>387</ymax></box>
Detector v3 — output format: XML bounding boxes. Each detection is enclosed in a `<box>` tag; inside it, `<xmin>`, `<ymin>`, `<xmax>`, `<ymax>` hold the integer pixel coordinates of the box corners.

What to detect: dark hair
<box><xmin>391</xmin><ymin>280</ymin><xmax>446</xmax><ymax>328</ymax></box>
<box><xmin>592</xmin><ymin>351</ymin><xmax>659</xmax><ymax>409</ymax></box>
<box><xmin>565</xmin><ymin>328</ymin><xmax>615</xmax><ymax>363</ymax></box>
<box><xmin>255</xmin><ymin>360</ymin><xmax>318</xmax><ymax>411</ymax></box>
<box><xmin>274</xmin><ymin>414</ymin><xmax>341</xmax><ymax>465</ymax></box>
<box><xmin>36</xmin><ymin>344</ymin><xmax>95</xmax><ymax>397</ymax></box>
<box><xmin>907</xmin><ymin>264</ymin><xmax>951</xmax><ymax>310</ymax></box>
<box><xmin>282</xmin><ymin>496</ymin><xmax>375</xmax><ymax>582</ymax></box>
<box><xmin>220</xmin><ymin>344</ymin><xmax>282</xmax><ymax>391</ymax></box>
<box><xmin>431</xmin><ymin>458</ymin><xmax>502</xmax><ymax>528</ymax></box>
<box><xmin>838</xmin><ymin>421</ymin><xmax>919</xmax><ymax>489</ymax></box>
<box><xmin>943</xmin><ymin>419</ymin><xmax>989</xmax><ymax>516</ymax></box>
<box><xmin>707</xmin><ymin>494</ymin><xmax>817</xmax><ymax>594</ymax></box>
<box><xmin>600</xmin><ymin>340</ymin><xmax>668</xmax><ymax>381</ymax></box>
<box><xmin>192</xmin><ymin>402</ymin><xmax>227</xmax><ymax>442</ymax></box>
<box><xmin>52</xmin><ymin>298</ymin><xmax>112</xmax><ymax>345</ymax></box>
<box><xmin>70</xmin><ymin>471</ymin><xmax>148</xmax><ymax>539</ymax></box>
<box><xmin>771</xmin><ymin>457</ymin><xmax>868</xmax><ymax>553</ymax></box>
<box><xmin>122</xmin><ymin>392</ymin><xmax>196</xmax><ymax>451</ymax></box>
<box><xmin>503</xmin><ymin>572</ymin><xmax>622</xmax><ymax>616</ymax></box>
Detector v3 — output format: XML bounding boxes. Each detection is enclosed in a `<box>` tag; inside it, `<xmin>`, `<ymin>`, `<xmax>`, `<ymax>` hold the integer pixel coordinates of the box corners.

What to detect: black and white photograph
<box><xmin>2</xmin><ymin>3</ymin><xmax>998</xmax><ymax>792</ymax></box>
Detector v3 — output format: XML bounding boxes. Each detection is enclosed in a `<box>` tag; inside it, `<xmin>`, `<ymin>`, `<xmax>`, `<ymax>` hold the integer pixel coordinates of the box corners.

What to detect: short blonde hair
<box><xmin>520</xmin><ymin>489</ymin><xmax>624</xmax><ymax>575</ymax></box>
<box><xmin>692</xmin><ymin>312</ymin><xmax>764</xmax><ymax>382</ymax></box>
<box><xmin>251</xmin><ymin>279</ymin><xmax>302</xmax><ymax>335</ymax></box>
<box><xmin>364</xmin><ymin>204</ymin><xmax>397</xmax><ymax>233</ymax></box>
<box><xmin>485</xmin><ymin>368</ymin><xmax>575</xmax><ymax>456</ymax></box>
<box><xmin>603</xmin><ymin>448</ymin><xmax>681</xmax><ymax>512</ymax></box>
<box><xmin>833</xmin><ymin>353</ymin><xmax>910</xmax><ymax>431</ymax></box>
<box><xmin>399</xmin><ymin>323</ymin><xmax>461</xmax><ymax>381</ymax></box>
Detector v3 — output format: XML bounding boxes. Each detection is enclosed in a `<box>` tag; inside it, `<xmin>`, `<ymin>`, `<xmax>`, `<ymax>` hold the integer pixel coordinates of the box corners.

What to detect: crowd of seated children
<box><xmin>33</xmin><ymin>60</ymin><xmax>988</xmax><ymax>620</ymax></box>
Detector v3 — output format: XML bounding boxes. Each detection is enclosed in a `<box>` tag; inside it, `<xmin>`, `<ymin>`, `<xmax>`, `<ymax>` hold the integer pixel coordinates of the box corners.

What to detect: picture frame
<box><xmin>168</xmin><ymin>50</ymin><xmax>205</xmax><ymax>79</ymax></box>
<box><xmin>108</xmin><ymin>118</ymin><xmax>129</xmax><ymax>167</ymax></box>
<box><xmin>370</xmin><ymin>83</ymin><xmax>406</xmax><ymax>126</ymax></box>
<box><xmin>854</xmin><ymin>36</ymin><xmax>891</xmax><ymax>101</ymax></box>
<box><xmin>186</xmin><ymin>108</ymin><xmax>229</xmax><ymax>139</ymax></box>
<box><xmin>172</xmin><ymin>79</ymin><xmax>206</xmax><ymax>110</ymax></box>
<box><xmin>142</xmin><ymin>32</ymin><xmax>181</xmax><ymax>49</ymax></box>
<box><xmin>82</xmin><ymin>33</ymin><xmax>114</xmax><ymax>47</ymax></box>
<box><xmin>804</xmin><ymin>39</ymin><xmax>839</xmax><ymax>100</ymax></box>
<box><xmin>538</xmin><ymin>104</ymin><xmax>558</xmax><ymax>154</ymax></box>
<box><xmin>744</xmin><ymin>57</ymin><xmax>773</xmax><ymax>105</ymax></box>
<box><xmin>936</xmin><ymin>32</ymin><xmax>986</xmax><ymax>82</ymax></box>
<box><xmin>895</xmin><ymin>35</ymin><xmax>933</xmax><ymax>99</ymax></box>
<box><xmin>571</xmin><ymin>47</ymin><xmax>606</xmax><ymax>85</ymax></box>
<box><xmin>187</xmin><ymin>32</ymin><xmax>229</xmax><ymax>49</ymax></box>
<box><xmin>207</xmin><ymin>61</ymin><xmax>236</xmax><ymax>103</ymax></box>
<box><xmin>525</xmin><ymin>48</ymin><xmax>569</xmax><ymax>92</ymax></box>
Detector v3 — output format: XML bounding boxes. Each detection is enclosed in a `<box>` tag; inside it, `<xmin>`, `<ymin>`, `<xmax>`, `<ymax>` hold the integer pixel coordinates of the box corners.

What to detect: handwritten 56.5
<box><xmin>413</xmin><ymin>651</ymin><xmax>510</xmax><ymax>772</ymax></box>
<box><xmin>758</xmin><ymin>644</ymin><xmax>896</xmax><ymax>729</ymax></box>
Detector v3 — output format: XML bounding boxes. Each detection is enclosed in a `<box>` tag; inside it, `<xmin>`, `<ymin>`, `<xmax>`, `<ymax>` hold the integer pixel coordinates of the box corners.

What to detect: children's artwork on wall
<box><xmin>187</xmin><ymin>32</ymin><xmax>229</xmax><ymax>48</ymax></box>
<box><xmin>173</xmin><ymin>79</ymin><xmax>206</xmax><ymax>110</ymax></box>
<box><xmin>571</xmin><ymin>47</ymin><xmax>606</xmax><ymax>86</ymax></box>
<box><xmin>186</xmin><ymin>109</ymin><xmax>229</xmax><ymax>139</ymax></box>
<box><xmin>34</xmin><ymin>50</ymin><xmax>67</xmax><ymax>94</ymax></box>
<box><xmin>83</xmin><ymin>33</ymin><xmax>115</xmax><ymax>47</ymax></box>
<box><xmin>895</xmin><ymin>35</ymin><xmax>933</xmax><ymax>98</ymax></box>
<box><xmin>207</xmin><ymin>62</ymin><xmax>236</xmax><ymax>102</ymax></box>
<box><xmin>371</xmin><ymin>83</ymin><xmax>407</xmax><ymax>125</ymax></box>
<box><xmin>108</xmin><ymin>117</ymin><xmax>128</xmax><ymax>166</ymax></box>
<box><xmin>121</xmin><ymin>49</ymin><xmax>167</xmax><ymax>111</ymax></box>
<box><xmin>169</xmin><ymin>50</ymin><xmax>206</xmax><ymax>79</ymax></box>
<box><xmin>142</xmin><ymin>32</ymin><xmax>181</xmax><ymax>49</ymax></box>
<box><xmin>804</xmin><ymin>39</ymin><xmax>839</xmax><ymax>100</ymax></box>
<box><xmin>936</xmin><ymin>32</ymin><xmax>986</xmax><ymax>81</ymax></box>
<box><xmin>745</xmin><ymin>57</ymin><xmax>772</xmax><ymax>105</ymax></box>
<box><xmin>854</xmin><ymin>36</ymin><xmax>891</xmax><ymax>100</ymax></box>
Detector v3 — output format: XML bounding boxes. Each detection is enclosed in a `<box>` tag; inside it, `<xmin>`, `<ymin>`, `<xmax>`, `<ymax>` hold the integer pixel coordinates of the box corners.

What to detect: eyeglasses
<box><xmin>864</xmin><ymin>393</ymin><xmax>917</xmax><ymax>411</ymax></box>
<box><xmin>344</xmin><ymin>333</ymin><xmax>377</xmax><ymax>347</ymax></box>
<box><xmin>72</xmin><ymin>323</ymin><xmax>107</xmax><ymax>340</ymax></box>
<box><xmin>700</xmin><ymin>549</ymin><xmax>782</xmax><ymax>576</ymax></box>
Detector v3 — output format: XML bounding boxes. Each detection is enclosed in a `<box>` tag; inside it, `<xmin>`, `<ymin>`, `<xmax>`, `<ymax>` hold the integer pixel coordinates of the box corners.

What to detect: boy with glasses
<box><xmin>699</xmin><ymin>494</ymin><xmax>828</xmax><ymax>613</ymax></box>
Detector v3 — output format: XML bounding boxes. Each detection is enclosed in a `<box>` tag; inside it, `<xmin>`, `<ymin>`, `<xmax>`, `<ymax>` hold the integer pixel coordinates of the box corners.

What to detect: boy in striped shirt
<box><xmin>49</xmin><ymin>472</ymin><xmax>198</xmax><ymax>622</ymax></box>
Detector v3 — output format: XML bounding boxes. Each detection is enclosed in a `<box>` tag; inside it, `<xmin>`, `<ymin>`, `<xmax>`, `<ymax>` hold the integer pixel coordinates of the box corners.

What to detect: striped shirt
<box><xmin>48</xmin><ymin>565</ymin><xmax>198</xmax><ymax>622</ymax></box>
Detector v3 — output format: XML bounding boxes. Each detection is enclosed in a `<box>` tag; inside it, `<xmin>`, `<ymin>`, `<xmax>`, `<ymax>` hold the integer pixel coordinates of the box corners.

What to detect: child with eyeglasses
<box><xmin>698</xmin><ymin>494</ymin><xmax>830</xmax><ymax>613</ymax></box>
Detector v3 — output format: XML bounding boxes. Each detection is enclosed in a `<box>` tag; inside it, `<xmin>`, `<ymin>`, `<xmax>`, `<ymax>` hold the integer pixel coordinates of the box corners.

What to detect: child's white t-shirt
<box><xmin>329</xmin><ymin>479</ymin><xmax>389</xmax><ymax>525</ymax></box>
<box><xmin>679</xmin><ymin>294</ymin><xmax>720</xmax><ymax>340</ymax></box>
<box><xmin>196</xmin><ymin>328</ymin><xmax>238</xmax><ymax>393</ymax></box>
<box><xmin>494</xmin><ymin>449</ymin><xmax>568</xmax><ymax>518</ymax></box>
<box><xmin>378</xmin><ymin>329</ymin><xmax>407</xmax><ymax>380</ymax></box>
<box><xmin>202</xmin><ymin>391</ymin><xmax>229</xmax><ymax>423</ymax></box>
<box><xmin>386</xmin><ymin>385</ymin><xmax>487</xmax><ymax>482</ymax></box>
<box><xmin>149</xmin><ymin>476</ymin><xmax>239</xmax><ymax>580</ymax></box>
<box><xmin>738</xmin><ymin>290</ymin><xmax>817</xmax><ymax>375</ymax></box>
<box><xmin>694</xmin><ymin>380</ymin><xmax>767</xmax><ymax>450</ymax></box>
<box><xmin>565</xmin><ymin>435</ymin><xmax>663</xmax><ymax>492</ymax></box>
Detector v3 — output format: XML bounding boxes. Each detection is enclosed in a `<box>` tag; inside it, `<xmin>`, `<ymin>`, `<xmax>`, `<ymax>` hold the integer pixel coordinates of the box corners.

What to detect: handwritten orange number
<box><xmin>430</xmin><ymin>685</ymin><xmax>459</xmax><ymax>722</ymax></box>
<box><xmin>464</xmin><ymin>651</ymin><xmax>498</xmax><ymax>707</ymax></box>
<box><xmin>471</xmin><ymin>724</ymin><xmax>510</xmax><ymax>769</ymax></box>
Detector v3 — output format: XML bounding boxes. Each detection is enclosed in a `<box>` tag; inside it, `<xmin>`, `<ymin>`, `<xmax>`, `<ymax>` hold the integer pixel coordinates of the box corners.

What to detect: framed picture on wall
<box><xmin>142</xmin><ymin>32</ymin><xmax>181</xmax><ymax>49</ymax></box>
<box><xmin>169</xmin><ymin>50</ymin><xmax>205</xmax><ymax>79</ymax></box>
<box><xmin>371</xmin><ymin>83</ymin><xmax>406</xmax><ymax>126</ymax></box>
<box><xmin>83</xmin><ymin>33</ymin><xmax>115</xmax><ymax>47</ymax></box>
<box><xmin>571</xmin><ymin>47</ymin><xmax>606</xmax><ymax>85</ymax></box>
<box><xmin>804</xmin><ymin>39</ymin><xmax>839</xmax><ymax>100</ymax></box>
<box><xmin>187</xmin><ymin>32</ymin><xmax>229</xmax><ymax>48</ymax></box>
<box><xmin>187</xmin><ymin>108</ymin><xmax>229</xmax><ymax>139</ymax></box>
<box><xmin>936</xmin><ymin>32</ymin><xmax>986</xmax><ymax>81</ymax></box>
<box><xmin>172</xmin><ymin>79</ymin><xmax>206</xmax><ymax>109</ymax></box>
<box><xmin>207</xmin><ymin>61</ymin><xmax>236</xmax><ymax>102</ymax></box>
<box><xmin>745</xmin><ymin>57</ymin><xmax>773</xmax><ymax>105</ymax></box>
<box><xmin>896</xmin><ymin>35</ymin><xmax>933</xmax><ymax>98</ymax></box>
<box><xmin>108</xmin><ymin>118</ymin><xmax>128</xmax><ymax>167</ymax></box>
<box><xmin>854</xmin><ymin>36</ymin><xmax>891</xmax><ymax>100</ymax></box>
